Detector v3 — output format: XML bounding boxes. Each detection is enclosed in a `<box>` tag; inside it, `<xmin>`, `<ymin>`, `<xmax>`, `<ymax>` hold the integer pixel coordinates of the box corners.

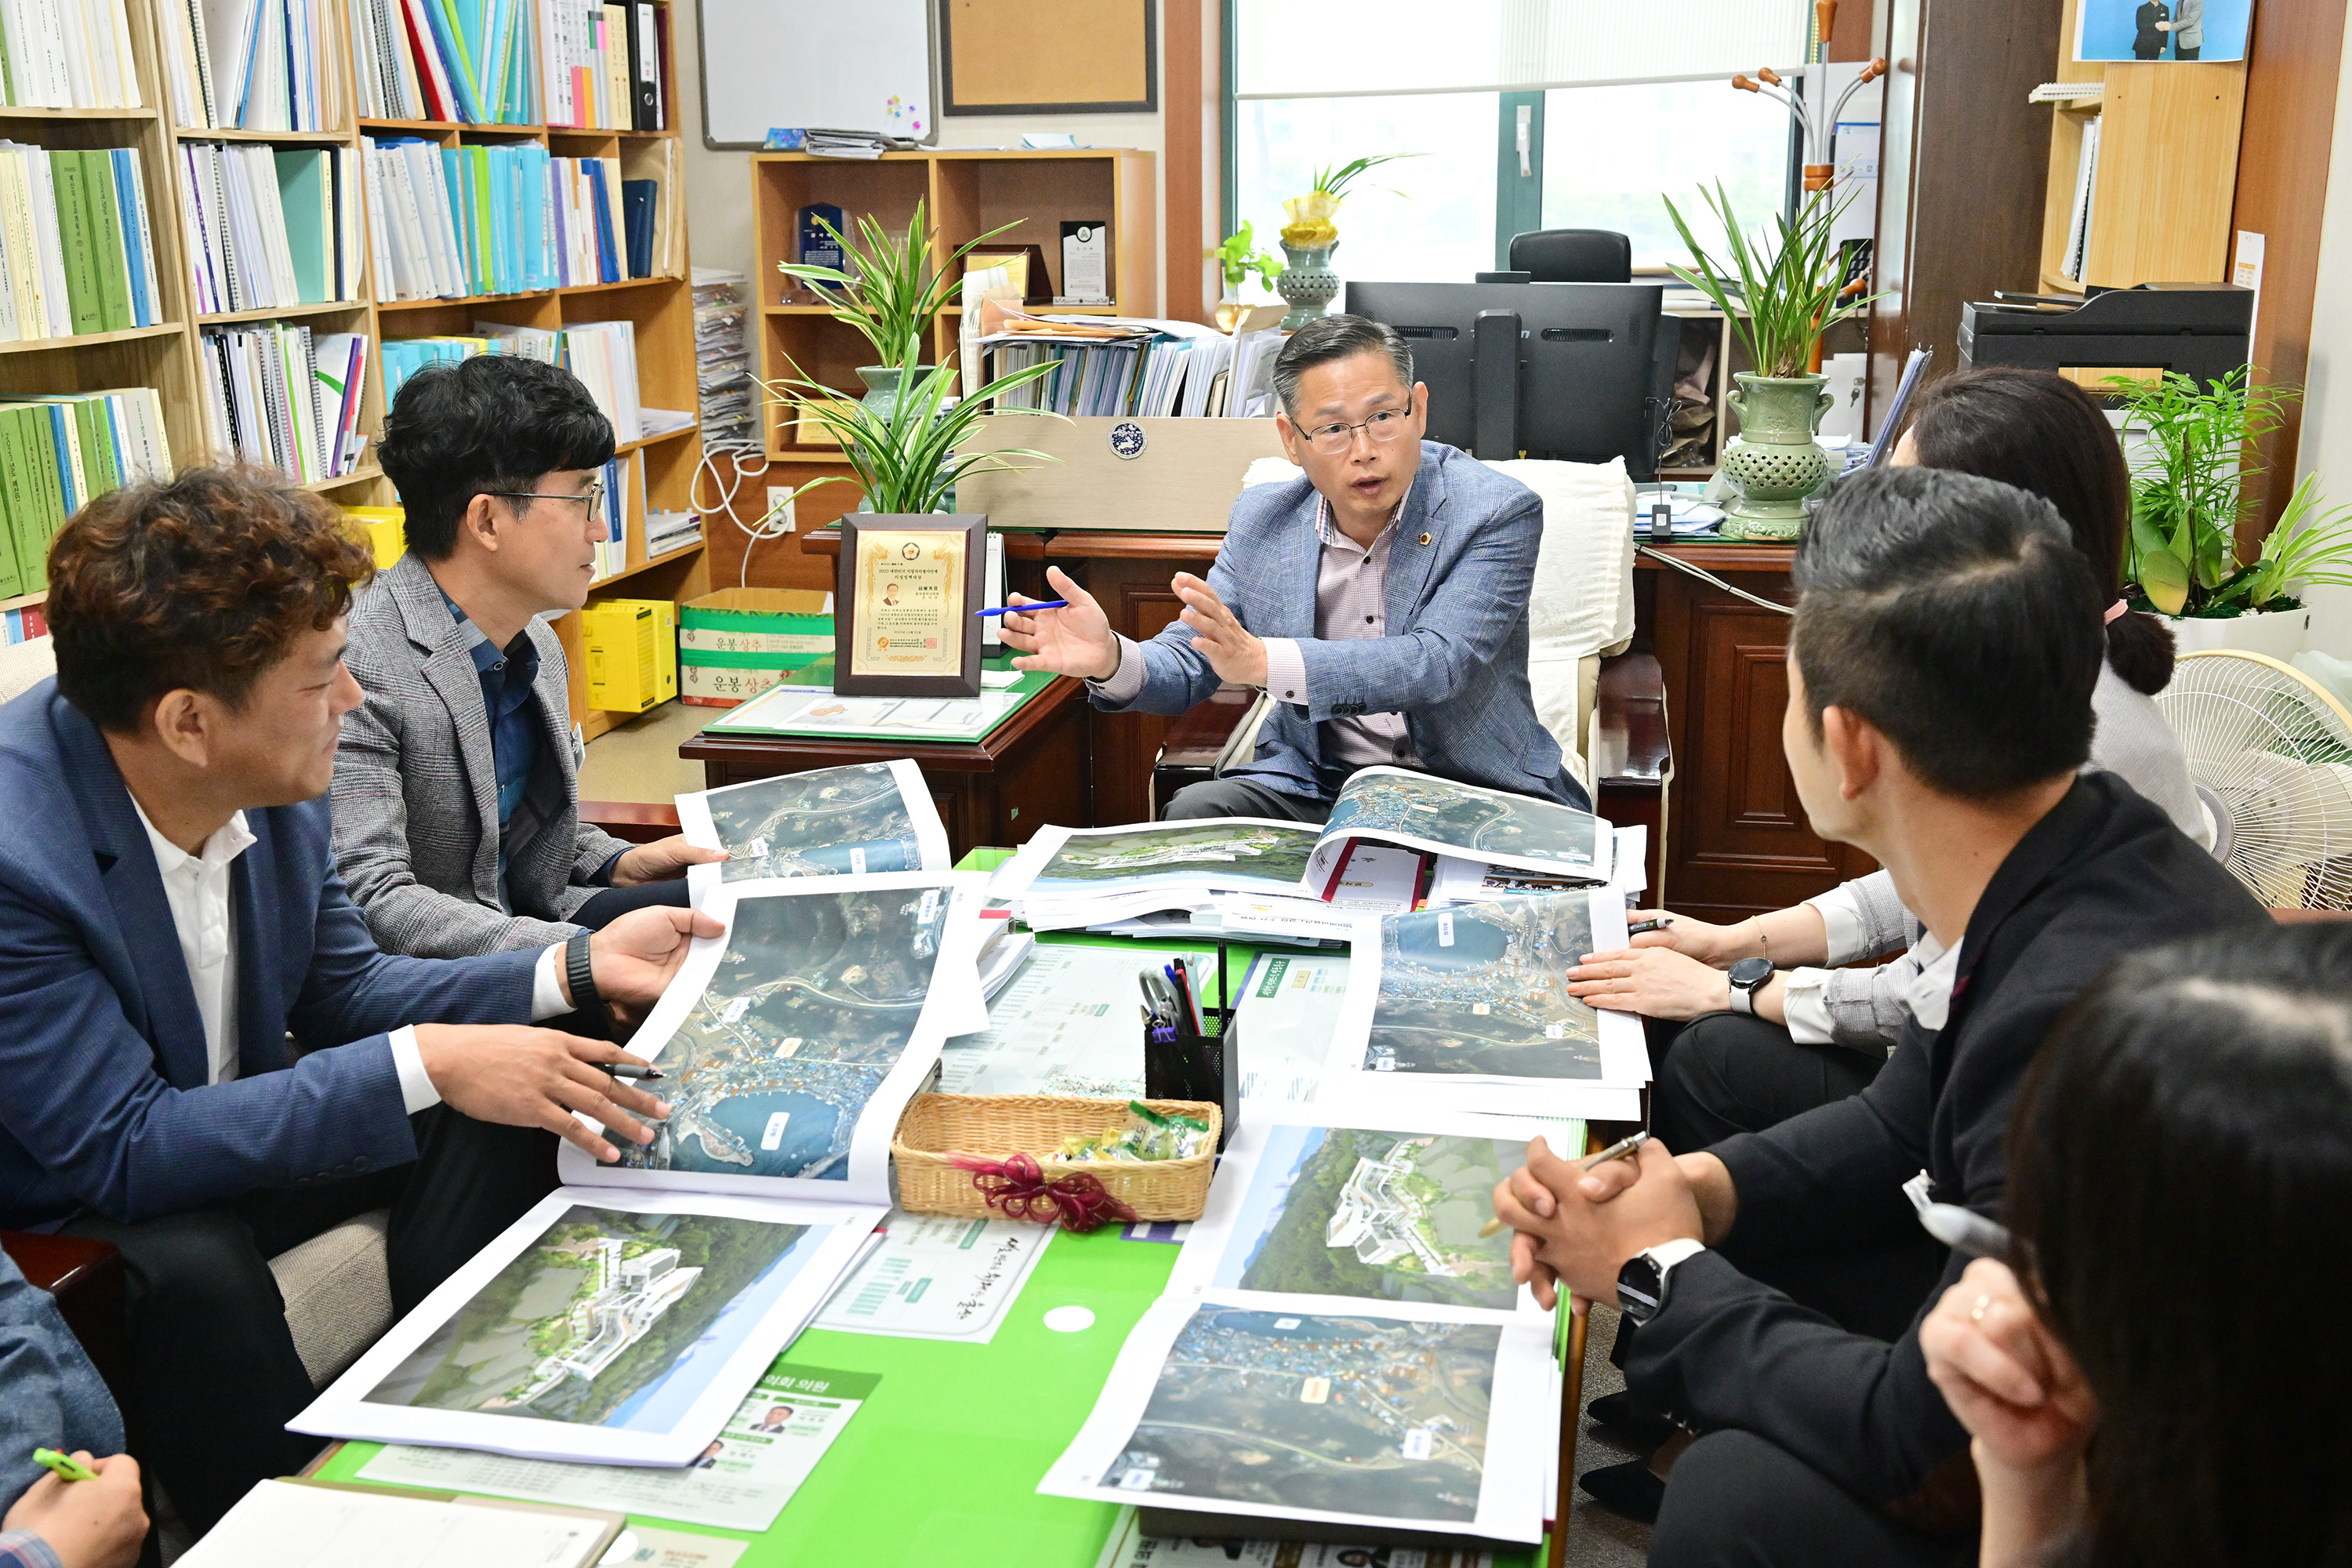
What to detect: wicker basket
<box><xmin>891</xmin><ymin>1094</ymin><xmax>1221</xmax><ymax>1222</ymax></box>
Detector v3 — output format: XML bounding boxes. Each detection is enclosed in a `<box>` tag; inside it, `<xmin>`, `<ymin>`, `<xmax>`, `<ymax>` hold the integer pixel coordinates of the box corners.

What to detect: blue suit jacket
<box><xmin>1093</xmin><ymin>442</ymin><xmax>1588</xmax><ymax>808</ymax></box>
<box><xmin>0</xmin><ymin>681</ymin><xmax>540</xmax><ymax>1230</ymax></box>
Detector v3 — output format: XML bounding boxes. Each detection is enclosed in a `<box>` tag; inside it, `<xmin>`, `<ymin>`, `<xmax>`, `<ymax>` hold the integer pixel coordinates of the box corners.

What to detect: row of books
<box><xmin>0</xmin><ymin>0</ymin><xmax>143</xmax><ymax>108</ymax></box>
<box><xmin>341</xmin><ymin>0</ymin><xmax>663</xmax><ymax>128</ymax></box>
<box><xmin>363</xmin><ymin>136</ymin><xmax>655</xmax><ymax>302</ymax></box>
<box><xmin>0</xmin><ymin>143</ymin><xmax>162</xmax><ymax>345</ymax></box>
<box><xmin>379</xmin><ymin>318</ymin><xmax>641</xmax><ymax>441</ymax></box>
<box><xmin>2</xmin><ymin>602</ymin><xmax>45</xmax><ymax>644</ymax></box>
<box><xmin>159</xmin><ymin>0</ymin><xmax>333</xmax><ymax>131</ymax></box>
<box><xmin>981</xmin><ymin>325</ymin><xmax>1279</xmax><ymax>419</ymax></box>
<box><xmin>586</xmin><ymin>448</ymin><xmax>631</xmax><ymax>579</ymax></box>
<box><xmin>178</xmin><ymin>143</ymin><xmax>362</xmax><ymax>315</ymax></box>
<box><xmin>197</xmin><ymin>324</ymin><xmax>369</xmax><ymax>485</ymax></box>
<box><xmin>0</xmin><ymin>388</ymin><xmax>175</xmax><ymax>599</ymax></box>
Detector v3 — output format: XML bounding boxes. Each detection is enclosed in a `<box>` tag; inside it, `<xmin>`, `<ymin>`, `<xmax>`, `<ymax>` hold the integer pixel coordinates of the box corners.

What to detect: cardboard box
<box><xmin>582</xmin><ymin>601</ymin><xmax>659</xmax><ymax>713</ymax></box>
<box><xmin>588</xmin><ymin>595</ymin><xmax>678</xmax><ymax>702</ymax></box>
<box><xmin>678</xmin><ymin>587</ymin><xmax>833</xmax><ymax>706</ymax></box>
<box><xmin>344</xmin><ymin>505</ymin><xmax>407</xmax><ymax>568</ymax></box>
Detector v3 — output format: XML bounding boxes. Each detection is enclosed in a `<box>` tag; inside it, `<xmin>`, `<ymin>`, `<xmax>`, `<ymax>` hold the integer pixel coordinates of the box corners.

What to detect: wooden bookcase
<box><xmin>2</xmin><ymin>0</ymin><xmax>708</xmax><ymax>741</ymax></box>
<box><xmin>2038</xmin><ymin>0</ymin><xmax>2248</xmax><ymax>293</ymax></box>
<box><xmin>750</xmin><ymin>147</ymin><xmax>1156</xmax><ymax>536</ymax></box>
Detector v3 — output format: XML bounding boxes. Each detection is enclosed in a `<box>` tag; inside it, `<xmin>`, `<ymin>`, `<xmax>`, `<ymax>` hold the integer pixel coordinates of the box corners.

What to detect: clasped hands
<box><xmin>996</xmin><ymin>565</ymin><xmax>1268</xmax><ymax>688</ymax></box>
<box><xmin>1488</xmin><ymin>1134</ymin><xmax>1716</xmax><ymax>1312</ymax></box>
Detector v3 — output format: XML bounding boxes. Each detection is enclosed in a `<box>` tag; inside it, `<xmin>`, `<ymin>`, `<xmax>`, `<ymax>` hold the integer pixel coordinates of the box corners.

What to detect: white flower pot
<box><xmin>2160</xmin><ymin>606</ymin><xmax>2310</xmax><ymax>661</ymax></box>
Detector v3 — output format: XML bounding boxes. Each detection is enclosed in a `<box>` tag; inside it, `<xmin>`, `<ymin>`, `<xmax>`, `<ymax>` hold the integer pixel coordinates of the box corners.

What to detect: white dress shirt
<box><xmin>130</xmin><ymin>797</ymin><xmax>574</xmax><ymax>1113</ymax></box>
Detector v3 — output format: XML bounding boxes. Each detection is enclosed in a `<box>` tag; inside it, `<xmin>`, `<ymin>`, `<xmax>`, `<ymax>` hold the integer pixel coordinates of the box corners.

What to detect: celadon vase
<box><xmin>856</xmin><ymin>364</ymin><xmax>935</xmax><ymax>419</ymax></box>
<box><xmin>1720</xmin><ymin>372</ymin><xmax>1837</xmax><ymax>540</ymax></box>
<box><xmin>1276</xmin><ymin>243</ymin><xmax>1339</xmax><ymax>332</ymax></box>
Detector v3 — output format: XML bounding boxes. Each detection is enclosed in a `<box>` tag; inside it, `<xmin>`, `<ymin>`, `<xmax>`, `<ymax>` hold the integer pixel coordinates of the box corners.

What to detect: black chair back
<box><xmin>1507</xmin><ymin>228</ymin><xmax>1633</xmax><ymax>284</ymax></box>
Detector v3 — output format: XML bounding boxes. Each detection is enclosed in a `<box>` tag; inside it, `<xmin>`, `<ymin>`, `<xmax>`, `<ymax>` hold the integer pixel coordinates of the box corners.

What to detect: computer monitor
<box><xmin>1344</xmin><ymin>279</ymin><xmax>1668</xmax><ymax>477</ymax></box>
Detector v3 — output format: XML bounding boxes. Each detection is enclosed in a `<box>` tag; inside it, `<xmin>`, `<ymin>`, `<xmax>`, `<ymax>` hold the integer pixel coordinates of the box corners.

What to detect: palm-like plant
<box><xmin>759</xmin><ymin>329</ymin><xmax>1065</xmax><ymax>519</ymax></box>
<box><xmin>2111</xmin><ymin>368</ymin><xmax>2297</xmax><ymax>615</ymax></box>
<box><xmin>777</xmin><ymin>198</ymin><xmax>1023</xmax><ymax>368</ymax></box>
<box><xmin>1663</xmin><ymin>181</ymin><xmax>1879</xmax><ymax>379</ymax></box>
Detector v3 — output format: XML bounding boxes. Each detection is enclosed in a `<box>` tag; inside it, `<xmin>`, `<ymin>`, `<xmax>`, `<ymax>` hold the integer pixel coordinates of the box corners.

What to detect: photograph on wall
<box><xmin>2073</xmin><ymin>0</ymin><xmax>2249</xmax><ymax>61</ymax></box>
<box><xmin>1038</xmin><ymin>1292</ymin><xmax>1553</xmax><ymax>1544</ymax></box>
<box><xmin>677</xmin><ymin>760</ymin><xmax>949</xmax><ymax>890</ymax></box>
<box><xmin>292</xmin><ymin>1189</ymin><xmax>881</xmax><ymax>1466</ymax></box>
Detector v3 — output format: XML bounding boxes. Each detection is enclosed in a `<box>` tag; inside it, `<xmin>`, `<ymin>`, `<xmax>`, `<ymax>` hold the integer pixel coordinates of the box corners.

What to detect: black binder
<box><xmin>628</xmin><ymin>1</ymin><xmax>661</xmax><ymax>132</ymax></box>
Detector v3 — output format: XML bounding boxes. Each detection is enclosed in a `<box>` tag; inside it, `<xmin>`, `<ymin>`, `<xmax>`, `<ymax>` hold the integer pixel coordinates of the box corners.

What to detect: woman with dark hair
<box><xmin>1922</xmin><ymin>921</ymin><xmax>2352</xmax><ymax>1568</ymax></box>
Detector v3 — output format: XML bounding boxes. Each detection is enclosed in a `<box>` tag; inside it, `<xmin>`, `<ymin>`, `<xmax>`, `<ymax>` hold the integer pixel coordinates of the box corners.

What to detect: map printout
<box><xmin>677</xmin><ymin>760</ymin><xmax>949</xmax><ymax>889</ymax></box>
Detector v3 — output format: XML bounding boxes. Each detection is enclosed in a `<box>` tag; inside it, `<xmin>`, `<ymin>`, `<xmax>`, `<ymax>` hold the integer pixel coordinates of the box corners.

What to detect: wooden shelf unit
<box><xmin>2038</xmin><ymin>0</ymin><xmax>2248</xmax><ymax>292</ymax></box>
<box><xmin>749</xmin><ymin>147</ymin><xmax>1157</xmax><ymax>534</ymax></box>
<box><xmin>143</xmin><ymin>0</ymin><xmax>704</xmax><ymax>737</ymax></box>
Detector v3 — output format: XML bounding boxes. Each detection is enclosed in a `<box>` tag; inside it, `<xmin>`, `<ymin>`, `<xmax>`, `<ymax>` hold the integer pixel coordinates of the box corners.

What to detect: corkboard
<box><xmin>938</xmin><ymin>0</ymin><xmax>1157</xmax><ymax>115</ymax></box>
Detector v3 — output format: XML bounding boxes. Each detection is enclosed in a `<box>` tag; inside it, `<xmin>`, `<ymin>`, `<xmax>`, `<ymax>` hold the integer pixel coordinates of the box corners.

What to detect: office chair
<box><xmin>1508</xmin><ymin>228</ymin><xmax>1633</xmax><ymax>284</ymax></box>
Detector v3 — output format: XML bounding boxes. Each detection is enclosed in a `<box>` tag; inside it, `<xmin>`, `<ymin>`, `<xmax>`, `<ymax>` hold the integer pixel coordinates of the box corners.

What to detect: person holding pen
<box><xmin>0</xmin><ymin>1249</ymin><xmax>143</xmax><ymax>1568</ymax></box>
<box><xmin>1921</xmin><ymin>922</ymin><xmax>2352</xmax><ymax>1568</ymax></box>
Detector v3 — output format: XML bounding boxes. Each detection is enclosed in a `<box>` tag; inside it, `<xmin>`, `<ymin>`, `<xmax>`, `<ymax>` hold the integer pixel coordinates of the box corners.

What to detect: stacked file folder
<box><xmin>158</xmin><ymin>0</ymin><xmax>333</xmax><ymax>130</ymax></box>
<box><xmin>0</xmin><ymin>142</ymin><xmax>162</xmax><ymax>343</ymax></box>
<box><xmin>0</xmin><ymin>0</ymin><xmax>145</xmax><ymax>107</ymax></box>
<box><xmin>0</xmin><ymin>388</ymin><xmax>173</xmax><ymax>599</ymax></box>
<box><xmin>691</xmin><ymin>267</ymin><xmax>751</xmax><ymax>446</ymax></box>
<box><xmin>198</xmin><ymin>324</ymin><xmax>369</xmax><ymax>485</ymax></box>
<box><xmin>178</xmin><ymin>143</ymin><xmax>361</xmax><ymax>314</ymax></box>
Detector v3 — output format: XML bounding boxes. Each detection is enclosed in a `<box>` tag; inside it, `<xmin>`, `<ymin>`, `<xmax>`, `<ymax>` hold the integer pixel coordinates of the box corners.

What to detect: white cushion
<box><xmin>0</xmin><ymin>635</ymin><xmax>54</xmax><ymax>706</ymax></box>
<box><xmin>269</xmin><ymin>1210</ymin><xmax>394</xmax><ymax>1388</ymax></box>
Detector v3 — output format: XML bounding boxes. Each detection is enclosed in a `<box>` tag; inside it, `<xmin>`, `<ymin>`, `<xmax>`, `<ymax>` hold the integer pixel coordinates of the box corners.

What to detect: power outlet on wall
<box><xmin>765</xmin><ymin>487</ymin><xmax>797</xmax><ymax>532</ymax></box>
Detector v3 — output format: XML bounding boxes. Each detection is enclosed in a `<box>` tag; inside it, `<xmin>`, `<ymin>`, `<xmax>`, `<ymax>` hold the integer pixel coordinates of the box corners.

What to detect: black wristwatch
<box><xmin>1617</xmin><ymin>1240</ymin><xmax>1708</xmax><ymax>1326</ymax></box>
<box><xmin>1726</xmin><ymin>954</ymin><xmax>1773</xmax><ymax>1016</ymax></box>
<box><xmin>564</xmin><ymin>930</ymin><xmax>601</xmax><ymax>1016</ymax></box>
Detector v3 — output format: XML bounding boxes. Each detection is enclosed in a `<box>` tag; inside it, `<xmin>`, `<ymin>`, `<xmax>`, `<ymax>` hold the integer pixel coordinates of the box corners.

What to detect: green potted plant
<box><xmin>2114</xmin><ymin>368</ymin><xmax>2352</xmax><ymax>659</ymax></box>
<box><xmin>1211</xmin><ymin>221</ymin><xmax>1284</xmax><ymax>330</ymax></box>
<box><xmin>1664</xmin><ymin>180</ymin><xmax>1881</xmax><ymax>539</ymax></box>
<box><xmin>1275</xmin><ymin>154</ymin><xmax>1416</xmax><ymax>330</ymax></box>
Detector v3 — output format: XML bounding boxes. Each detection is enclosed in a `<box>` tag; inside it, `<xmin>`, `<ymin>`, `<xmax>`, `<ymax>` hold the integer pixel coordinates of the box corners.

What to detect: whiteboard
<box><xmin>696</xmin><ymin>0</ymin><xmax>938</xmax><ymax>150</ymax></box>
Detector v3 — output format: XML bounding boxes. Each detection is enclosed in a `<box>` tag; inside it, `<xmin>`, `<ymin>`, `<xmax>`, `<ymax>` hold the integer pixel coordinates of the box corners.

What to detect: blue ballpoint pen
<box><xmin>975</xmin><ymin>601</ymin><xmax>1069</xmax><ymax>617</ymax></box>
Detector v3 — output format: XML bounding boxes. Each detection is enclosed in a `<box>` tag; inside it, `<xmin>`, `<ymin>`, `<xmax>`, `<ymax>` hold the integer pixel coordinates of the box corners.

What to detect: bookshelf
<box><xmin>2037</xmin><ymin>0</ymin><xmax>2248</xmax><ymax>293</ymax></box>
<box><xmin>750</xmin><ymin>147</ymin><xmax>1156</xmax><ymax>536</ymax></box>
<box><xmin>0</xmin><ymin>0</ymin><xmax>709</xmax><ymax>734</ymax></box>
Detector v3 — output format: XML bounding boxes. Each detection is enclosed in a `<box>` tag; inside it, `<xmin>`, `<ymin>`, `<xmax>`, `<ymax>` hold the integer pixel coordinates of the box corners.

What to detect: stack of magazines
<box><xmin>691</xmin><ymin>267</ymin><xmax>752</xmax><ymax>446</ymax></box>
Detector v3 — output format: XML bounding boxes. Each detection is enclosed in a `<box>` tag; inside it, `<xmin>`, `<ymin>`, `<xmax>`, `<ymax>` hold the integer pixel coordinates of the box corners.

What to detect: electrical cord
<box><xmin>691</xmin><ymin>438</ymin><xmax>789</xmax><ymax>588</ymax></box>
<box><xmin>1636</xmin><ymin>543</ymin><xmax>1795</xmax><ymax>616</ymax></box>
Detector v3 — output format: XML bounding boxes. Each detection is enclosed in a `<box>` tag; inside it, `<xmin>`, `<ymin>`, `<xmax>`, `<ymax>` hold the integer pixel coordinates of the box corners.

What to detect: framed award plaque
<box><xmin>833</xmin><ymin>513</ymin><xmax>988</xmax><ymax>698</ymax></box>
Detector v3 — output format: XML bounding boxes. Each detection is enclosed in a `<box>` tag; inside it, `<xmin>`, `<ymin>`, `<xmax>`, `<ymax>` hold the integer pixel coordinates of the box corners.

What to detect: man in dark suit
<box><xmin>0</xmin><ymin>468</ymin><xmax>717</xmax><ymax>1533</ymax></box>
<box><xmin>1490</xmin><ymin>468</ymin><xmax>2266</xmax><ymax>1563</ymax></box>
<box><xmin>2133</xmin><ymin>0</ymin><xmax>2172</xmax><ymax>57</ymax></box>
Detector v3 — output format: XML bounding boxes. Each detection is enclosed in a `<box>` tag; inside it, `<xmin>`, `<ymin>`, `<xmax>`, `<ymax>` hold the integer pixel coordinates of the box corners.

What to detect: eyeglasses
<box><xmin>493</xmin><ymin>480</ymin><xmax>605</xmax><ymax>517</ymax></box>
<box><xmin>1302</xmin><ymin>408</ymin><xmax>1411</xmax><ymax>456</ymax></box>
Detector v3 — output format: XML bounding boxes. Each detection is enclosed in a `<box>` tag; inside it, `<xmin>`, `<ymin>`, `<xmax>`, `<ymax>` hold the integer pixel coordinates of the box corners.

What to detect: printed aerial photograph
<box><xmin>366</xmin><ymin>1205</ymin><xmax>814</xmax><ymax>1429</ymax></box>
<box><xmin>1217</xmin><ymin>1127</ymin><xmax>1525</xmax><ymax>1312</ymax></box>
<box><xmin>1366</xmin><ymin>895</ymin><xmax>1601</xmax><ymax>1079</ymax></box>
<box><xmin>1101</xmin><ymin>1306</ymin><xmax>1497</xmax><ymax>1523</ymax></box>
<box><xmin>624</xmin><ymin>885</ymin><xmax>950</xmax><ymax>1180</ymax></box>
<box><xmin>1031</xmin><ymin>822</ymin><xmax>1320</xmax><ymax>894</ymax></box>
<box><xmin>1323</xmin><ymin>771</ymin><xmax>1601</xmax><ymax>874</ymax></box>
<box><xmin>705</xmin><ymin>762</ymin><xmax>923</xmax><ymax>882</ymax></box>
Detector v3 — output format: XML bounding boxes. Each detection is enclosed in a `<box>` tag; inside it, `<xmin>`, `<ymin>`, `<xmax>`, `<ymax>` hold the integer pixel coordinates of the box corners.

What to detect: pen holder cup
<box><xmin>891</xmin><ymin>1094</ymin><xmax>1221</xmax><ymax>1223</ymax></box>
<box><xmin>1143</xmin><ymin>1004</ymin><xmax>1238</xmax><ymax>1153</ymax></box>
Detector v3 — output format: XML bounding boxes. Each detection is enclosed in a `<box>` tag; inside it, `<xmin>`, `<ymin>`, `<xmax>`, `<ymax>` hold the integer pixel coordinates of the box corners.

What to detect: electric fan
<box><xmin>2155</xmin><ymin>650</ymin><xmax>2352</xmax><ymax>910</ymax></box>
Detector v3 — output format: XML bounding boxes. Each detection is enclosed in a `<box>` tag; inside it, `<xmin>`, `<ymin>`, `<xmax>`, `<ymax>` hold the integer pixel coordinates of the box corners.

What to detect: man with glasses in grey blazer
<box><xmin>334</xmin><ymin>357</ymin><xmax>721</xmax><ymax>961</ymax></box>
<box><xmin>997</xmin><ymin>314</ymin><xmax>1587</xmax><ymax>821</ymax></box>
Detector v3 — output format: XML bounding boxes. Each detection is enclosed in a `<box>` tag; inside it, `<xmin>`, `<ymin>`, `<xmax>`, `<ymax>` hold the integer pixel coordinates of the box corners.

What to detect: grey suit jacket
<box><xmin>2172</xmin><ymin>0</ymin><xmax>2202</xmax><ymax>47</ymax></box>
<box><xmin>332</xmin><ymin>552</ymin><xmax>630</xmax><ymax>957</ymax></box>
<box><xmin>1093</xmin><ymin>441</ymin><xmax>1586</xmax><ymax>808</ymax></box>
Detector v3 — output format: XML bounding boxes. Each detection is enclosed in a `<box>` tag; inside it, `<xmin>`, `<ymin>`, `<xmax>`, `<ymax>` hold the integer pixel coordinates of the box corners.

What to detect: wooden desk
<box><xmin>677</xmin><ymin>676</ymin><xmax>1090</xmax><ymax>863</ymax></box>
<box><xmin>1634</xmin><ymin>542</ymin><xmax>1875</xmax><ymax>919</ymax></box>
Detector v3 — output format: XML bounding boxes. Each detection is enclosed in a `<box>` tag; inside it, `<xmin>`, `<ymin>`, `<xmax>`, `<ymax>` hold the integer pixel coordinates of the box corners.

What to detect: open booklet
<box><xmin>1037</xmin><ymin>1110</ymin><xmax>1566</xmax><ymax>1545</ymax></box>
<box><xmin>294</xmin><ymin>868</ymin><xmax>994</xmax><ymax>1467</ymax></box>
<box><xmin>991</xmin><ymin>768</ymin><xmax>1611</xmax><ymax>927</ymax></box>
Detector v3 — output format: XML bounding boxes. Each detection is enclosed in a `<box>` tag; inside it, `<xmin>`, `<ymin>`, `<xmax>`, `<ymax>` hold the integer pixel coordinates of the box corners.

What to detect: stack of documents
<box><xmin>0</xmin><ymin>0</ymin><xmax>143</xmax><ymax>108</ymax></box>
<box><xmin>160</xmin><ymin>0</ymin><xmax>332</xmax><ymax>130</ymax></box>
<box><xmin>178</xmin><ymin>143</ymin><xmax>361</xmax><ymax>314</ymax></box>
<box><xmin>691</xmin><ymin>267</ymin><xmax>753</xmax><ymax>445</ymax></box>
<box><xmin>0</xmin><ymin>142</ymin><xmax>162</xmax><ymax>343</ymax></box>
<box><xmin>198</xmin><ymin>325</ymin><xmax>369</xmax><ymax>484</ymax></box>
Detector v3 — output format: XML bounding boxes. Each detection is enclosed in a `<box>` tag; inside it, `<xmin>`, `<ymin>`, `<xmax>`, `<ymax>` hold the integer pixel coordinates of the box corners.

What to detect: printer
<box><xmin>1959</xmin><ymin>282</ymin><xmax>2252</xmax><ymax>392</ymax></box>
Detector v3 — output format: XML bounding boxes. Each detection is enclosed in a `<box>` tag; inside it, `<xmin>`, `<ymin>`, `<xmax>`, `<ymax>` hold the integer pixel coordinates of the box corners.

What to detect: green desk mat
<box><xmin>700</xmin><ymin>662</ymin><xmax>1055</xmax><ymax>745</ymax></box>
<box><xmin>314</xmin><ymin>909</ymin><xmax>1553</xmax><ymax>1566</ymax></box>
